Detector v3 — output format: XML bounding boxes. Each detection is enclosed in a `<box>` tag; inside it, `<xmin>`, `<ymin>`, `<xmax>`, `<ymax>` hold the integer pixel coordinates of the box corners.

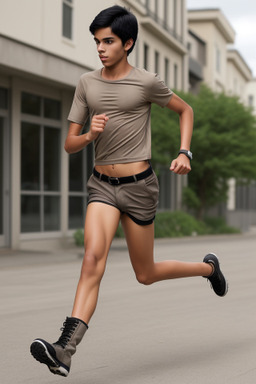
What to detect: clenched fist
<box><xmin>87</xmin><ymin>114</ymin><xmax>109</xmax><ymax>141</ymax></box>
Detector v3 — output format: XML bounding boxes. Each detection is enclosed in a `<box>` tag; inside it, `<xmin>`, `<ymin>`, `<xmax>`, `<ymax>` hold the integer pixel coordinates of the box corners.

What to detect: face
<box><xmin>93</xmin><ymin>27</ymin><xmax>133</xmax><ymax>68</ymax></box>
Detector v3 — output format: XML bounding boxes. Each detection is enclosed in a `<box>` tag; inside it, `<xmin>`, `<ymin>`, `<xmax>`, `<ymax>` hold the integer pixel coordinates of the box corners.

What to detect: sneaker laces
<box><xmin>55</xmin><ymin>318</ymin><xmax>79</xmax><ymax>348</ymax></box>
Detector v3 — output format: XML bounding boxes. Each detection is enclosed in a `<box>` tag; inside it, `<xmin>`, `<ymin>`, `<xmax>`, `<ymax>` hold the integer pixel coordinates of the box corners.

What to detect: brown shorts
<box><xmin>87</xmin><ymin>166</ymin><xmax>159</xmax><ymax>225</ymax></box>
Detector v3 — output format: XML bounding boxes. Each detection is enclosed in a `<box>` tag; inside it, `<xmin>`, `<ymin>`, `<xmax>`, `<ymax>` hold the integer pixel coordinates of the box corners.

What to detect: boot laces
<box><xmin>55</xmin><ymin>318</ymin><xmax>79</xmax><ymax>348</ymax></box>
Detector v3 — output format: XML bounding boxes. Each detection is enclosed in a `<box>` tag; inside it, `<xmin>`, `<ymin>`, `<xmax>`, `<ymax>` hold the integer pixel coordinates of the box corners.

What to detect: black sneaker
<box><xmin>203</xmin><ymin>253</ymin><xmax>228</xmax><ymax>297</ymax></box>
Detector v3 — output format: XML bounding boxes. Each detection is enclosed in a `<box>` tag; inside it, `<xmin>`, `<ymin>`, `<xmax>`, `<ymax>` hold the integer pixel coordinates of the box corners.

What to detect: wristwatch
<box><xmin>178</xmin><ymin>149</ymin><xmax>193</xmax><ymax>160</ymax></box>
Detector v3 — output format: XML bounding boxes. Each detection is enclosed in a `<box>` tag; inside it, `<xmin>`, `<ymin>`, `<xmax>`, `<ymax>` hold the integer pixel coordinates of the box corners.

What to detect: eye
<box><xmin>105</xmin><ymin>39</ymin><xmax>113</xmax><ymax>44</ymax></box>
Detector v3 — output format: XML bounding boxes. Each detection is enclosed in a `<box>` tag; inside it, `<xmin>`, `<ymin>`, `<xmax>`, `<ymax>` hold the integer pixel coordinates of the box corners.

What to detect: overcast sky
<box><xmin>187</xmin><ymin>0</ymin><xmax>256</xmax><ymax>77</ymax></box>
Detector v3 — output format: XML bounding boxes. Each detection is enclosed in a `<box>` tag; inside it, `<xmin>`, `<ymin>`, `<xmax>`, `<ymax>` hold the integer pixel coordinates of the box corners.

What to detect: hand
<box><xmin>170</xmin><ymin>154</ymin><xmax>191</xmax><ymax>175</ymax></box>
<box><xmin>88</xmin><ymin>113</ymin><xmax>109</xmax><ymax>141</ymax></box>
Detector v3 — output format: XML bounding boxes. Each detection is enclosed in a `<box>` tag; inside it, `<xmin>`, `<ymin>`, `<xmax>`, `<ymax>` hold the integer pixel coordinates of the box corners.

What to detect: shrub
<box><xmin>73</xmin><ymin>211</ymin><xmax>240</xmax><ymax>246</ymax></box>
<box><xmin>203</xmin><ymin>216</ymin><xmax>240</xmax><ymax>234</ymax></box>
<box><xmin>154</xmin><ymin>211</ymin><xmax>207</xmax><ymax>238</ymax></box>
<box><xmin>73</xmin><ymin>228</ymin><xmax>84</xmax><ymax>246</ymax></box>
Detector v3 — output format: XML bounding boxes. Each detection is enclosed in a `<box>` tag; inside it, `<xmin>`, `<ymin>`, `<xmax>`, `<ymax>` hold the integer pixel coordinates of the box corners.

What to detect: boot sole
<box><xmin>30</xmin><ymin>339</ymin><xmax>68</xmax><ymax>377</ymax></box>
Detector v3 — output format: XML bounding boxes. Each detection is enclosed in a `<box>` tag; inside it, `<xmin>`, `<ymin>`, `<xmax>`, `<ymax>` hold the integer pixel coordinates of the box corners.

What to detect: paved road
<box><xmin>1</xmin><ymin>232</ymin><xmax>256</xmax><ymax>384</ymax></box>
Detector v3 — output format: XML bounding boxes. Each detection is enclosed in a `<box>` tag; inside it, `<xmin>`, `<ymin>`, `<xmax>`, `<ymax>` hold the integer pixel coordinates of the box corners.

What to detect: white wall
<box><xmin>246</xmin><ymin>79</ymin><xmax>256</xmax><ymax>115</ymax></box>
<box><xmin>0</xmin><ymin>0</ymin><xmax>114</xmax><ymax>69</ymax></box>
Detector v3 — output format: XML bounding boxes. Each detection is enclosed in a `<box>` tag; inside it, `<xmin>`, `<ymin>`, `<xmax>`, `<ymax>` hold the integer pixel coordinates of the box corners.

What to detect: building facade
<box><xmin>187</xmin><ymin>29</ymin><xmax>206</xmax><ymax>93</ymax></box>
<box><xmin>188</xmin><ymin>9</ymin><xmax>236</xmax><ymax>93</ymax></box>
<box><xmin>246</xmin><ymin>78</ymin><xmax>256</xmax><ymax>115</ymax></box>
<box><xmin>226</xmin><ymin>49</ymin><xmax>252</xmax><ymax>104</ymax></box>
<box><xmin>188</xmin><ymin>8</ymin><xmax>256</xmax><ymax>231</ymax></box>
<box><xmin>0</xmin><ymin>0</ymin><xmax>188</xmax><ymax>249</ymax></box>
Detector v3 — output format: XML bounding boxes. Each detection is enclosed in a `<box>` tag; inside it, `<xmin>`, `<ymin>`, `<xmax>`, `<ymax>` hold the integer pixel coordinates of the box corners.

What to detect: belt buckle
<box><xmin>108</xmin><ymin>177</ymin><xmax>120</xmax><ymax>185</ymax></box>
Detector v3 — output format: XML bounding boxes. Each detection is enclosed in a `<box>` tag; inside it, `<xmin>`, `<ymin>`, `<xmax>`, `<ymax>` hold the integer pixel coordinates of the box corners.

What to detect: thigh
<box><xmin>84</xmin><ymin>202</ymin><xmax>121</xmax><ymax>258</ymax></box>
<box><xmin>121</xmin><ymin>214</ymin><xmax>155</xmax><ymax>274</ymax></box>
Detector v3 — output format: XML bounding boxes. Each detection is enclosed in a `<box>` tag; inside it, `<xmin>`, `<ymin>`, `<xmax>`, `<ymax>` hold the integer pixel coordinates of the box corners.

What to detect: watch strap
<box><xmin>178</xmin><ymin>149</ymin><xmax>192</xmax><ymax>160</ymax></box>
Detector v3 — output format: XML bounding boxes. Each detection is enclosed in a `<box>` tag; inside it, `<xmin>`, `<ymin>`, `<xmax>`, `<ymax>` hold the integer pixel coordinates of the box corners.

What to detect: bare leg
<box><xmin>121</xmin><ymin>215</ymin><xmax>212</xmax><ymax>285</ymax></box>
<box><xmin>72</xmin><ymin>203</ymin><xmax>121</xmax><ymax>323</ymax></box>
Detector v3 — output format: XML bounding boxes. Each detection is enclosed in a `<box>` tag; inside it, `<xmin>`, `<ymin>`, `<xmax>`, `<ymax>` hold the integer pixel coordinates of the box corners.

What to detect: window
<box><xmin>154</xmin><ymin>0</ymin><xmax>159</xmax><ymax>18</ymax></box>
<box><xmin>62</xmin><ymin>0</ymin><xmax>73</xmax><ymax>39</ymax></box>
<box><xmin>164</xmin><ymin>58</ymin><xmax>170</xmax><ymax>87</ymax></box>
<box><xmin>154</xmin><ymin>51</ymin><xmax>159</xmax><ymax>74</ymax></box>
<box><xmin>173</xmin><ymin>0</ymin><xmax>177</xmax><ymax>34</ymax></box>
<box><xmin>21</xmin><ymin>93</ymin><xmax>61</xmax><ymax>233</ymax></box>
<box><xmin>235</xmin><ymin>183</ymin><xmax>256</xmax><ymax>210</ymax></box>
<box><xmin>144</xmin><ymin>43</ymin><xmax>149</xmax><ymax>70</ymax></box>
<box><xmin>174</xmin><ymin>64</ymin><xmax>178</xmax><ymax>89</ymax></box>
<box><xmin>164</xmin><ymin>0</ymin><xmax>169</xmax><ymax>28</ymax></box>
<box><xmin>0</xmin><ymin>117</ymin><xmax>3</xmax><ymax>235</ymax></box>
<box><xmin>216</xmin><ymin>46</ymin><xmax>221</xmax><ymax>73</ymax></box>
<box><xmin>0</xmin><ymin>88</ymin><xmax>8</xmax><ymax>110</ymax></box>
<box><xmin>68</xmin><ymin>126</ymin><xmax>93</xmax><ymax>229</ymax></box>
<box><xmin>234</xmin><ymin>78</ymin><xmax>238</xmax><ymax>94</ymax></box>
<box><xmin>21</xmin><ymin>93</ymin><xmax>40</xmax><ymax>116</ymax></box>
<box><xmin>248</xmin><ymin>95</ymin><xmax>254</xmax><ymax>107</ymax></box>
<box><xmin>0</xmin><ymin>88</ymin><xmax>9</xmax><ymax>245</ymax></box>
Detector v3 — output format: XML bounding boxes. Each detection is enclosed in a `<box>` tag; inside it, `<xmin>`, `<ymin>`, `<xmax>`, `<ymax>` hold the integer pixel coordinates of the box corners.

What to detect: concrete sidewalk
<box><xmin>1</xmin><ymin>233</ymin><xmax>256</xmax><ymax>384</ymax></box>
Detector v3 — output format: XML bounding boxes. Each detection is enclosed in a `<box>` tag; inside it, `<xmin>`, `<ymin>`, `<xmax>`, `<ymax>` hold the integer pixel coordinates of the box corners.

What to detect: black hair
<box><xmin>89</xmin><ymin>5</ymin><xmax>138</xmax><ymax>56</ymax></box>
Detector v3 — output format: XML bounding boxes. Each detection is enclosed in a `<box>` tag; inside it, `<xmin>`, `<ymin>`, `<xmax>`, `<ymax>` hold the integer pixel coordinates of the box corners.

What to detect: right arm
<box><xmin>64</xmin><ymin>114</ymin><xmax>109</xmax><ymax>154</ymax></box>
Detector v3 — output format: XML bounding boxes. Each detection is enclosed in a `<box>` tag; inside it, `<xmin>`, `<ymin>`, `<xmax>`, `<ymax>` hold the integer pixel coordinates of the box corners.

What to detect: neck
<box><xmin>102</xmin><ymin>61</ymin><xmax>132</xmax><ymax>80</ymax></box>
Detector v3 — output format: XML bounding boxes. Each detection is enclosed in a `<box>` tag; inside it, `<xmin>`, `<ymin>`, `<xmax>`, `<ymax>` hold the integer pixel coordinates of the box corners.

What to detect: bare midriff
<box><xmin>95</xmin><ymin>160</ymin><xmax>149</xmax><ymax>177</ymax></box>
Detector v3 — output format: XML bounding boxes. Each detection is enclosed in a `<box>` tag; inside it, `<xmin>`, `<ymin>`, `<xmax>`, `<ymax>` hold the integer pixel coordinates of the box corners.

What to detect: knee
<box><xmin>80</xmin><ymin>249</ymin><xmax>104</xmax><ymax>279</ymax></box>
<box><xmin>135</xmin><ymin>272</ymin><xmax>153</xmax><ymax>286</ymax></box>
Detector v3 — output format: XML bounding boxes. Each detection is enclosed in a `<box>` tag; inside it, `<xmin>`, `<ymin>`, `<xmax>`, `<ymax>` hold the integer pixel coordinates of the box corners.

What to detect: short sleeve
<box><xmin>67</xmin><ymin>76</ymin><xmax>89</xmax><ymax>125</ymax></box>
<box><xmin>147</xmin><ymin>73</ymin><xmax>173</xmax><ymax>107</ymax></box>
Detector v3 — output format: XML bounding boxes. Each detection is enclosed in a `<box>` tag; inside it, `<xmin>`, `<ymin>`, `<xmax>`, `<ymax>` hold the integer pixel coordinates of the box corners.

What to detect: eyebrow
<box><xmin>94</xmin><ymin>37</ymin><xmax>115</xmax><ymax>42</ymax></box>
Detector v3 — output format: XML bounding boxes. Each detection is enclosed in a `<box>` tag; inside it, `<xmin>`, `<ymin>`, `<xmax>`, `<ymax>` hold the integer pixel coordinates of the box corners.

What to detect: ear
<box><xmin>124</xmin><ymin>38</ymin><xmax>134</xmax><ymax>52</ymax></box>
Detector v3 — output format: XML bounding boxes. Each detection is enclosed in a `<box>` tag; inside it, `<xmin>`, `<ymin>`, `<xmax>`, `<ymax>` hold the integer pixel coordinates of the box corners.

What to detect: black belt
<box><xmin>93</xmin><ymin>165</ymin><xmax>153</xmax><ymax>185</ymax></box>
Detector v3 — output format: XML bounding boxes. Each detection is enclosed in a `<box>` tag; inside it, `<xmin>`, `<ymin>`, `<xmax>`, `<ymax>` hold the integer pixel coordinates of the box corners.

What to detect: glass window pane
<box><xmin>0</xmin><ymin>88</ymin><xmax>8</xmax><ymax>109</ymax></box>
<box><xmin>0</xmin><ymin>118</ymin><xmax>3</xmax><ymax>234</ymax></box>
<box><xmin>44</xmin><ymin>127</ymin><xmax>60</xmax><ymax>191</ymax></box>
<box><xmin>44</xmin><ymin>98</ymin><xmax>61</xmax><ymax>120</ymax></box>
<box><xmin>21</xmin><ymin>92</ymin><xmax>41</xmax><ymax>116</ymax></box>
<box><xmin>21</xmin><ymin>195</ymin><xmax>40</xmax><ymax>232</ymax></box>
<box><xmin>144</xmin><ymin>44</ymin><xmax>149</xmax><ymax>70</ymax></box>
<box><xmin>165</xmin><ymin>58</ymin><xmax>169</xmax><ymax>87</ymax></box>
<box><xmin>21</xmin><ymin>122</ymin><xmax>40</xmax><ymax>190</ymax></box>
<box><xmin>44</xmin><ymin>196</ymin><xmax>60</xmax><ymax>231</ymax></box>
<box><xmin>69</xmin><ymin>196</ymin><xmax>84</xmax><ymax>229</ymax></box>
<box><xmin>62</xmin><ymin>3</ymin><xmax>72</xmax><ymax>39</ymax></box>
<box><xmin>69</xmin><ymin>151</ymin><xmax>84</xmax><ymax>191</ymax></box>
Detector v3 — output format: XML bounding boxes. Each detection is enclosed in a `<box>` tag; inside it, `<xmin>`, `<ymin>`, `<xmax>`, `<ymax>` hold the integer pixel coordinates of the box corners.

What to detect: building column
<box><xmin>60</xmin><ymin>90</ymin><xmax>73</xmax><ymax>242</ymax></box>
<box><xmin>10</xmin><ymin>77</ymin><xmax>21</xmax><ymax>249</ymax></box>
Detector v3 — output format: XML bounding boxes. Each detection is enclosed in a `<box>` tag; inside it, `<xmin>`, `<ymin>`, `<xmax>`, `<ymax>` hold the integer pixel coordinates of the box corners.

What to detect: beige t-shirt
<box><xmin>68</xmin><ymin>67</ymin><xmax>173</xmax><ymax>165</ymax></box>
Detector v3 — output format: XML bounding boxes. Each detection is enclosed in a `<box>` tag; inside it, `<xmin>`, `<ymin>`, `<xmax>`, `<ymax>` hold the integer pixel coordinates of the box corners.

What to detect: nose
<box><xmin>97</xmin><ymin>42</ymin><xmax>105</xmax><ymax>53</ymax></box>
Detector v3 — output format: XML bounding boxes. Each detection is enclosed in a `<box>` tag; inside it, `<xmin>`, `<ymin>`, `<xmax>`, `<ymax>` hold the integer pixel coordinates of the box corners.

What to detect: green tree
<box><xmin>151</xmin><ymin>85</ymin><xmax>256</xmax><ymax>219</ymax></box>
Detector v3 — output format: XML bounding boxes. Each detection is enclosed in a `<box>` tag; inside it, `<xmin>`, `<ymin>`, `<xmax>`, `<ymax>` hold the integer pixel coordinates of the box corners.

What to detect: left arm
<box><xmin>166</xmin><ymin>93</ymin><xmax>193</xmax><ymax>175</ymax></box>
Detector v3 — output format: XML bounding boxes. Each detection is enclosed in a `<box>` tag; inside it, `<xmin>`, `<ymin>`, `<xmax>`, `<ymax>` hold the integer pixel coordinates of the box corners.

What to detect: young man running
<box><xmin>30</xmin><ymin>5</ymin><xmax>228</xmax><ymax>377</ymax></box>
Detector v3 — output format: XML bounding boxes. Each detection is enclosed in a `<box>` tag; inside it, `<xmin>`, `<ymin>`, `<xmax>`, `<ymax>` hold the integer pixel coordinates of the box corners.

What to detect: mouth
<box><xmin>99</xmin><ymin>56</ymin><xmax>108</xmax><ymax>62</ymax></box>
